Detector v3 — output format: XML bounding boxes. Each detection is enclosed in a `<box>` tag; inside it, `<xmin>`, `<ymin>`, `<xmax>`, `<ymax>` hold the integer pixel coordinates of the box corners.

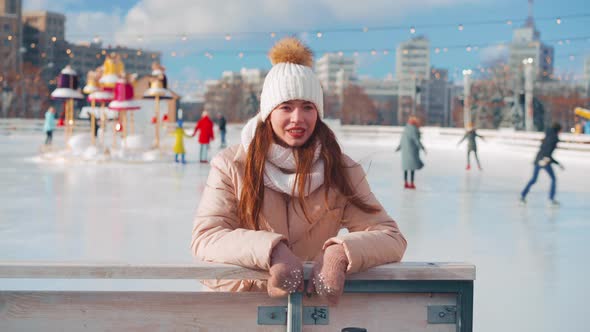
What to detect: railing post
<box><xmin>458</xmin><ymin>280</ymin><xmax>474</xmax><ymax>332</ymax></box>
<box><xmin>287</xmin><ymin>292</ymin><xmax>303</xmax><ymax>332</ymax></box>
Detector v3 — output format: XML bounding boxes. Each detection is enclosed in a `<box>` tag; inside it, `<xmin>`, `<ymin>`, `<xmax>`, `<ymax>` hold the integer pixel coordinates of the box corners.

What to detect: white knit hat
<box><xmin>259</xmin><ymin>38</ymin><xmax>324</xmax><ymax>121</ymax></box>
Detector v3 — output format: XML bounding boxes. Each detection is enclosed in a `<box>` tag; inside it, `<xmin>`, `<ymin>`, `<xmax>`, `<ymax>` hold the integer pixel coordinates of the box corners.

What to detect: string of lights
<box><xmin>3</xmin><ymin>12</ymin><xmax>589</xmax><ymax>43</ymax></box>
<box><xmin>58</xmin><ymin>12</ymin><xmax>590</xmax><ymax>39</ymax></box>
<box><xmin>136</xmin><ymin>34</ymin><xmax>590</xmax><ymax>59</ymax></box>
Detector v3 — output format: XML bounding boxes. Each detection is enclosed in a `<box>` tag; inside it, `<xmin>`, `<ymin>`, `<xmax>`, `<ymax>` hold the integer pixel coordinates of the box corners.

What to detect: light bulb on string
<box><xmin>556</xmin><ymin>17</ymin><xmax>561</xmax><ymax>24</ymax></box>
<box><xmin>466</xmin><ymin>46</ymin><xmax>472</xmax><ymax>52</ymax></box>
<box><xmin>238</xmin><ymin>52</ymin><xmax>244</xmax><ymax>58</ymax></box>
<box><xmin>506</xmin><ymin>20</ymin><xmax>512</xmax><ymax>25</ymax></box>
<box><xmin>410</xmin><ymin>26</ymin><xmax>416</xmax><ymax>34</ymax></box>
<box><xmin>93</xmin><ymin>35</ymin><xmax>101</xmax><ymax>43</ymax></box>
<box><xmin>370</xmin><ymin>49</ymin><xmax>377</xmax><ymax>56</ymax></box>
<box><xmin>383</xmin><ymin>50</ymin><xmax>389</xmax><ymax>55</ymax></box>
<box><xmin>225</xmin><ymin>34</ymin><xmax>232</xmax><ymax>41</ymax></box>
<box><xmin>337</xmin><ymin>51</ymin><xmax>344</xmax><ymax>56</ymax></box>
<box><xmin>171</xmin><ymin>51</ymin><xmax>177</xmax><ymax>57</ymax></box>
<box><xmin>270</xmin><ymin>32</ymin><xmax>276</xmax><ymax>38</ymax></box>
<box><xmin>316</xmin><ymin>31</ymin><xmax>323</xmax><ymax>38</ymax></box>
<box><xmin>458</xmin><ymin>24</ymin><xmax>464</xmax><ymax>31</ymax></box>
<box><xmin>435</xmin><ymin>48</ymin><xmax>440</xmax><ymax>54</ymax></box>
<box><xmin>181</xmin><ymin>34</ymin><xmax>187</xmax><ymax>41</ymax></box>
<box><xmin>362</xmin><ymin>27</ymin><xmax>369</xmax><ymax>33</ymax></box>
<box><xmin>565</xmin><ymin>39</ymin><xmax>570</xmax><ymax>44</ymax></box>
<box><xmin>353</xmin><ymin>51</ymin><xmax>359</xmax><ymax>57</ymax></box>
<box><xmin>443</xmin><ymin>48</ymin><xmax>448</xmax><ymax>52</ymax></box>
<box><xmin>569</xmin><ymin>55</ymin><xmax>575</xmax><ymax>61</ymax></box>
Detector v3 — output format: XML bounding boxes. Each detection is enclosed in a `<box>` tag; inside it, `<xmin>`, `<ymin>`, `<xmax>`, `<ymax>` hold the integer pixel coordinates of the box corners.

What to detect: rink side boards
<box><xmin>0</xmin><ymin>261</ymin><xmax>475</xmax><ymax>332</ymax></box>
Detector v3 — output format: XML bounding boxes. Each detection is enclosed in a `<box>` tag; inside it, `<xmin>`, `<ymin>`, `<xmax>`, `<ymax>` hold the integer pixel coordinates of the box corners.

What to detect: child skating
<box><xmin>458</xmin><ymin>125</ymin><xmax>485</xmax><ymax>170</ymax></box>
<box><xmin>172</xmin><ymin>120</ymin><xmax>191</xmax><ymax>164</ymax></box>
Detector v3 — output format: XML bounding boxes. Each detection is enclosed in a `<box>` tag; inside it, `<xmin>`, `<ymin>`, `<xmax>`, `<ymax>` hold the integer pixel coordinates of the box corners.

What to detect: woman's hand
<box><xmin>267</xmin><ymin>242</ymin><xmax>304</xmax><ymax>298</ymax></box>
<box><xmin>307</xmin><ymin>244</ymin><xmax>349</xmax><ymax>305</ymax></box>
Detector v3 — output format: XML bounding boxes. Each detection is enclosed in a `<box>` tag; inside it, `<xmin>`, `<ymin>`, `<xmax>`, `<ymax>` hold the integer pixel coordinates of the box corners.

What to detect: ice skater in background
<box><xmin>172</xmin><ymin>120</ymin><xmax>191</xmax><ymax>164</ymax></box>
<box><xmin>457</xmin><ymin>125</ymin><xmax>485</xmax><ymax>170</ymax></box>
<box><xmin>192</xmin><ymin>110</ymin><xmax>215</xmax><ymax>163</ymax></box>
<box><xmin>395</xmin><ymin>116</ymin><xmax>426</xmax><ymax>189</ymax></box>
<box><xmin>216</xmin><ymin>113</ymin><xmax>227</xmax><ymax>148</ymax></box>
<box><xmin>43</xmin><ymin>106</ymin><xmax>56</xmax><ymax>145</ymax></box>
<box><xmin>520</xmin><ymin>122</ymin><xmax>564</xmax><ymax>206</ymax></box>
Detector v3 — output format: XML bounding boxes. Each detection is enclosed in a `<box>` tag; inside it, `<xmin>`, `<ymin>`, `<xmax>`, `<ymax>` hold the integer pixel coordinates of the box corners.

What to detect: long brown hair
<box><xmin>238</xmin><ymin>119</ymin><xmax>380</xmax><ymax>230</ymax></box>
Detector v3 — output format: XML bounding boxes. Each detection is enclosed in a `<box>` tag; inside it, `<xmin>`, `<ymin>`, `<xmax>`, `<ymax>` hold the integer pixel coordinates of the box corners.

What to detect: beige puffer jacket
<box><xmin>191</xmin><ymin>144</ymin><xmax>407</xmax><ymax>291</ymax></box>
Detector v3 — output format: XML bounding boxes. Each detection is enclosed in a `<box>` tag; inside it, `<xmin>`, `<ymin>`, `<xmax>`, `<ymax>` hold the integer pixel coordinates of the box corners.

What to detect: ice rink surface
<box><xmin>1</xmin><ymin>124</ymin><xmax>589</xmax><ymax>331</ymax></box>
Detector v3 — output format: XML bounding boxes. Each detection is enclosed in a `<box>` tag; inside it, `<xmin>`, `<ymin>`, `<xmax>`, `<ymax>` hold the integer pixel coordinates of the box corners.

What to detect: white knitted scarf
<box><xmin>241</xmin><ymin>116</ymin><xmax>325</xmax><ymax>197</ymax></box>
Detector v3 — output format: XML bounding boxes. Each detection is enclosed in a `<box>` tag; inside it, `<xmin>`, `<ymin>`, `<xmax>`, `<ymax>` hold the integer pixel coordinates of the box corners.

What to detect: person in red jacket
<box><xmin>192</xmin><ymin>111</ymin><xmax>215</xmax><ymax>163</ymax></box>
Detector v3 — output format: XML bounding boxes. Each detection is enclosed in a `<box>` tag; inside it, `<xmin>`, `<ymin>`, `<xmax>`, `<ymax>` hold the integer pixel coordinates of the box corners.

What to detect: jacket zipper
<box><xmin>283</xmin><ymin>193</ymin><xmax>292</xmax><ymax>248</ymax></box>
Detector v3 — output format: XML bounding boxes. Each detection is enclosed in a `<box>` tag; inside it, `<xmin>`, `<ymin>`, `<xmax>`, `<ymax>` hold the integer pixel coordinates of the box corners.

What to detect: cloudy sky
<box><xmin>24</xmin><ymin>0</ymin><xmax>590</xmax><ymax>94</ymax></box>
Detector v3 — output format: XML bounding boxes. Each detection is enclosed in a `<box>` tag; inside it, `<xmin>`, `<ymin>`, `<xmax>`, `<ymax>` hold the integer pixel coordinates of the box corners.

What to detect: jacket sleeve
<box><xmin>323</xmin><ymin>163</ymin><xmax>407</xmax><ymax>274</ymax></box>
<box><xmin>191</xmin><ymin>154</ymin><xmax>286</xmax><ymax>270</ymax></box>
<box><xmin>458</xmin><ymin>133</ymin><xmax>467</xmax><ymax>144</ymax></box>
<box><xmin>195</xmin><ymin>121</ymin><xmax>203</xmax><ymax>136</ymax></box>
<box><xmin>413</xmin><ymin>131</ymin><xmax>426</xmax><ymax>151</ymax></box>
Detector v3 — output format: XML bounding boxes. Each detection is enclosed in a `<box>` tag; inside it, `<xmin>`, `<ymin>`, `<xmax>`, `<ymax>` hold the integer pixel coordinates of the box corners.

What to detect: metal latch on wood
<box><xmin>258</xmin><ymin>306</ymin><xmax>329</xmax><ymax>325</ymax></box>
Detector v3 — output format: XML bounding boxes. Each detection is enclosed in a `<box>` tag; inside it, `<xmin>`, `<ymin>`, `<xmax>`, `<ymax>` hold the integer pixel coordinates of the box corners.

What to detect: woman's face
<box><xmin>269</xmin><ymin>99</ymin><xmax>318</xmax><ymax>147</ymax></box>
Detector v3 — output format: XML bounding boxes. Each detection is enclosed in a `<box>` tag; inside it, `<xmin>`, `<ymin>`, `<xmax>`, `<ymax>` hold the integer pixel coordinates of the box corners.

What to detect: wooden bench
<box><xmin>0</xmin><ymin>261</ymin><xmax>475</xmax><ymax>331</ymax></box>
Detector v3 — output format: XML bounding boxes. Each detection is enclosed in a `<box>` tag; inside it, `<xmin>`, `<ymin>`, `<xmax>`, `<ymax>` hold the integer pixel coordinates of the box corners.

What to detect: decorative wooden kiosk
<box><xmin>0</xmin><ymin>261</ymin><xmax>474</xmax><ymax>331</ymax></box>
<box><xmin>50</xmin><ymin>66</ymin><xmax>84</xmax><ymax>145</ymax></box>
<box><xmin>143</xmin><ymin>63</ymin><xmax>173</xmax><ymax>149</ymax></box>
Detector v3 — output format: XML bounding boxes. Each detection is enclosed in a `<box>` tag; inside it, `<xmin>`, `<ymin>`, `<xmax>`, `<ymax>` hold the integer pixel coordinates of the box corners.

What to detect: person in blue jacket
<box><xmin>43</xmin><ymin>107</ymin><xmax>56</xmax><ymax>145</ymax></box>
<box><xmin>520</xmin><ymin>122</ymin><xmax>564</xmax><ymax>206</ymax></box>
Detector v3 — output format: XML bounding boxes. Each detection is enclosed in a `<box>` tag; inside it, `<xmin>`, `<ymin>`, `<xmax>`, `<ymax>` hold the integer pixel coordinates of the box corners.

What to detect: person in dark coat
<box><xmin>520</xmin><ymin>122</ymin><xmax>564</xmax><ymax>206</ymax></box>
<box><xmin>216</xmin><ymin>113</ymin><xmax>227</xmax><ymax>148</ymax></box>
<box><xmin>395</xmin><ymin>117</ymin><xmax>426</xmax><ymax>189</ymax></box>
<box><xmin>458</xmin><ymin>125</ymin><xmax>485</xmax><ymax>170</ymax></box>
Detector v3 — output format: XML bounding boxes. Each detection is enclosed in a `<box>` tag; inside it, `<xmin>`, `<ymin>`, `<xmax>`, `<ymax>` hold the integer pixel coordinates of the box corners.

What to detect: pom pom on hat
<box><xmin>259</xmin><ymin>37</ymin><xmax>324</xmax><ymax>122</ymax></box>
<box><xmin>269</xmin><ymin>37</ymin><xmax>314</xmax><ymax>67</ymax></box>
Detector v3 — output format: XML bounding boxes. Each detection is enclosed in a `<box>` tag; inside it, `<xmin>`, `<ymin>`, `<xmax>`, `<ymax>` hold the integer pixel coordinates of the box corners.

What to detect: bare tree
<box><xmin>341</xmin><ymin>85</ymin><xmax>378</xmax><ymax>125</ymax></box>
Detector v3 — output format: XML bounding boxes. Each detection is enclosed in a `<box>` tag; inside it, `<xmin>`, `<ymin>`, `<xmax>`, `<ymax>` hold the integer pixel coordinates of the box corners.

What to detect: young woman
<box><xmin>395</xmin><ymin>117</ymin><xmax>426</xmax><ymax>189</ymax></box>
<box><xmin>191</xmin><ymin>38</ymin><xmax>407</xmax><ymax>305</ymax></box>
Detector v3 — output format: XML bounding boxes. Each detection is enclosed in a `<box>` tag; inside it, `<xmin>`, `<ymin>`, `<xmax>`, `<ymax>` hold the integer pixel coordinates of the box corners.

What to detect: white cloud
<box><xmin>480</xmin><ymin>44</ymin><xmax>509</xmax><ymax>66</ymax></box>
<box><xmin>113</xmin><ymin>0</ymin><xmax>476</xmax><ymax>46</ymax></box>
<box><xmin>320</xmin><ymin>0</ymin><xmax>477</xmax><ymax>20</ymax></box>
<box><xmin>65</xmin><ymin>10</ymin><xmax>124</xmax><ymax>46</ymax></box>
<box><xmin>26</xmin><ymin>0</ymin><xmax>477</xmax><ymax>50</ymax></box>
